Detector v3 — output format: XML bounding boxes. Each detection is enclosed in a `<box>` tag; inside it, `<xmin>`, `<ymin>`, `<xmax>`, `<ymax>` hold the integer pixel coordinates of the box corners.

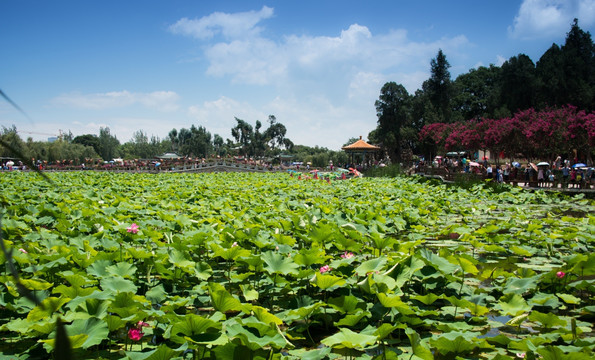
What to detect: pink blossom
<box><xmin>516</xmin><ymin>353</ymin><xmax>525</xmax><ymax>358</ymax></box>
<box><xmin>136</xmin><ymin>321</ymin><xmax>150</xmax><ymax>329</ymax></box>
<box><xmin>128</xmin><ymin>328</ymin><xmax>144</xmax><ymax>341</ymax></box>
<box><xmin>127</xmin><ymin>223</ymin><xmax>139</xmax><ymax>234</ymax></box>
<box><xmin>18</xmin><ymin>248</ymin><xmax>28</xmax><ymax>254</ymax></box>
<box><xmin>556</xmin><ymin>271</ymin><xmax>565</xmax><ymax>279</ymax></box>
<box><xmin>231</xmin><ymin>242</ymin><xmax>238</xmax><ymax>247</ymax></box>
<box><xmin>341</xmin><ymin>251</ymin><xmax>354</xmax><ymax>259</ymax></box>
<box><xmin>319</xmin><ymin>265</ymin><xmax>331</xmax><ymax>274</ymax></box>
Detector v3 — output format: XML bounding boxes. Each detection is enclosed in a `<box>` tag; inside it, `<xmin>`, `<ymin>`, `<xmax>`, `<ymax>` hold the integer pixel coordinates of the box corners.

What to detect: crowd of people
<box><xmin>417</xmin><ymin>155</ymin><xmax>595</xmax><ymax>189</ymax></box>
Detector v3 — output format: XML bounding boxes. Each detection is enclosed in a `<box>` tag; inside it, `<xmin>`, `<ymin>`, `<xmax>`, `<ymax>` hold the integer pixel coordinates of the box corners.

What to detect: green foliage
<box><xmin>0</xmin><ymin>172</ymin><xmax>593</xmax><ymax>359</ymax></box>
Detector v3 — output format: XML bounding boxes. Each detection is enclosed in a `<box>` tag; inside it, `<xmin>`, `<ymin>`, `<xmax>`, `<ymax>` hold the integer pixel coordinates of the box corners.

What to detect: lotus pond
<box><xmin>0</xmin><ymin>172</ymin><xmax>594</xmax><ymax>360</ymax></box>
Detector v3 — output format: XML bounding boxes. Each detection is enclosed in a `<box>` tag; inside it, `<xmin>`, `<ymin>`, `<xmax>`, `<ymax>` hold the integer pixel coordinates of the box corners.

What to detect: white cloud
<box><xmin>509</xmin><ymin>0</ymin><xmax>595</xmax><ymax>39</ymax></box>
<box><xmin>52</xmin><ymin>90</ymin><xmax>180</xmax><ymax>112</ymax></box>
<box><xmin>168</xmin><ymin>6</ymin><xmax>274</xmax><ymax>40</ymax></box>
<box><xmin>496</xmin><ymin>55</ymin><xmax>507</xmax><ymax>66</ymax></box>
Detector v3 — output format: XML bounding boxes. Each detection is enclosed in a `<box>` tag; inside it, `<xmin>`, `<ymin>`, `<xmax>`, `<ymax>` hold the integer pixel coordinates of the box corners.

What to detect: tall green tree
<box><xmin>560</xmin><ymin>18</ymin><xmax>595</xmax><ymax>110</ymax></box>
<box><xmin>499</xmin><ymin>54</ymin><xmax>537</xmax><ymax>113</ymax></box>
<box><xmin>426</xmin><ymin>49</ymin><xmax>453</xmax><ymax>122</ymax></box>
<box><xmin>97</xmin><ymin>127</ymin><xmax>120</xmax><ymax>161</ymax></box>
<box><xmin>452</xmin><ymin>65</ymin><xmax>501</xmax><ymax>120</ymax></box>
<box><xmin>375</xmin><ymin>82</ymin><xmax>411</xmax><ymax>162</ymax></box>
<box><xmin>536</xmin><ymin>44</ymin><xmax>566</xmax><ymax>107</ymax></box>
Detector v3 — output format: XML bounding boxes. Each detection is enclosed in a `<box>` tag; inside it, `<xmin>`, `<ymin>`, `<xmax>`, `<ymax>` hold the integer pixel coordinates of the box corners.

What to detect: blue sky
<box><xmin>2</xmin><ymin>0</ymin><xmax>595</xmax><ymax>150</ymax></box>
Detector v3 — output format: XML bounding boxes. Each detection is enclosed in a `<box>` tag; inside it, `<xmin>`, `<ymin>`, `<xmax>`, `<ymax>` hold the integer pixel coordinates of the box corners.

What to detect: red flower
<box><xmin>128</xmin><ymin>328</ymin><xmax>144</xmax><ymax>341</ymax></box>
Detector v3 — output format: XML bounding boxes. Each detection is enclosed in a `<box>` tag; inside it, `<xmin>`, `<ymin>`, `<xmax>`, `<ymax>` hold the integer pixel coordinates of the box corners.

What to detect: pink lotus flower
<box><xmin>18</xmin><ymin>248</ymin><xmax>28</xmax><ymax>254</ymax></box>
<box><xmin>127</xmin><ymin>223</ymin><xmax>139</xmax><ymax>234</ymax></box>
<box><xmin>231</xmin><ymin>242</ymin><xmax>238</xmax><ymax>247</ymax></box>
<box><xmin>516</xmin><ymin>353</ymin><xmax>525</xmax><ymax>358</ymax></box>
<box><xmin>128</xmin><ymin>328</ymin><xmax>144</xmax><ymax>341</ymax></box>
<box><xmin>136</xmin><ymin>321</ymin><xmax>150</xmax><ymax>329</ymax></box>
<box><xmin>319</xmin><ymin>265</ymin><xmax>331</xmax><ymax>274</ymax></box>
<box><xmin>341</xmin><ymin>251</ymin><xmax>354</xmax><ymax>259</ymax></box>
<box><xmin>556</xmin><ymin>271</ymin><xmax>566</xmax><ymax>279</ymax></box>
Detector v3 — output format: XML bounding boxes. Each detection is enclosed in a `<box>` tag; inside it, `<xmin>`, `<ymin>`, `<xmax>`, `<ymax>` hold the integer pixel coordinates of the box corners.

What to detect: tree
<box><xmin>536</xmin><ymin>44</ymin><xmax>566</xmax><ymax>108</ymax></box>
<box><xmin>231</xmin><ymin>118</ymin><xmax>254</xmax><ymax>156</ymax></box>
<box><xmin>97</xmin><ymin>127</ymin><xmax>120</xmax><ymax>161</ymax></box>
<box><xmin>499</xmin><ymin>54</ymin><xmax>537</xmax><ymax>113</ymax></box>
<box><xmin>168</xmin><ymin>129</ymin><xmax>178</xmax><ymax>152</ymax></box>
<box><xmin>426</xmin><ymin>49</ymin><xmax>453</xmax><ymax>122</ymax></box>
<box><xmin>263</xmin><ymin>115</ymin><xmax>288</xmax><ymax>151</ymax></box>
<box><xmin>560</xmin><ymin>18</ymin><xmax>595</xmax><ymax>110</ymax></box>
<box><xmin>0</xmin><ymin>125</ymin><xmax>26</xmax><ymax>158</ymax></box>
<box><xmin>375</xmin><ymin>82</ymin><xmax>411</xmax><ymax>162</ymax></box>
<box><xmin>452</xmin><ymin>65</ymin><xmax>501</xmax><ymax>120</ymax></box>
<box><xmin>73</xmin><ymin>134</ymin><xmax>101</xmax><ymax>155</ymax></box>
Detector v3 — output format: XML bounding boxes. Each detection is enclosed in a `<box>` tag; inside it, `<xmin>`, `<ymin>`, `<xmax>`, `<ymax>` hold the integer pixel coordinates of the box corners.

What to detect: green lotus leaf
<box><xmin>100</xmin><ymin>277</ymin><xmax>138</xmax><ymax>294</ymax></box>
<box><xmin>286</xmin><ymin>302</ymin><xmax>323</xmax><ymax>320</ymax></box>
<box><xmin>287</xmin><ymin>347</ymin><xmax>332</xmax><ymax>360</ymax></box>
<box><xmin>262</xmin><ymin>251</ymin><xmax>299</xmax><ymax>275</ymax></box>
<box><xmin>53</xmin><ymin>284</ymin><xmax>96</xmax><ymax>299</ymax></box>
<box><xmin>212</xmin><ymin>244</ymin><xmax>251</xmax><ymax>262</ymax></box>
<box><xmin>335</xmin><ymin>311</ymin><xmax>370</xmax><ymax>327</ymax></box>
<box><xmin>502</xmin><ymin>276</ymin><xmax>539</xmax><ymax>295</ymax></box>
<box><xmin>109</xmin><ymin>292</ymin><xmax>145</xmax><ymax>318</ymax></box>
<box><xmin>328</xmin><ymin>295</ymin><xmax>365</xmax><ymax>314</ymax></box>
<box><xmin>240</xmin><ymin>284</ymin><xmax>259</xmax><ymax>301</ymax></box>
<box><xmin>354</xmin><ymin>256</ymin><xmax>387</xmax><ymax>276</ymax></box>
<box><xmin>419</xmin><ymin>248</ymin><xmax>458</xmax><ymax>274</ymax></box>
<box><xmin>557</xmin><ymin>293</ymin><xmax>581</xmax><ymax>304</ymax></box>
<box><xmin>170</xmin><ymin>313</ymin><xmax>221</xmax><ymax>345</ymax></box>
<box><xmin>510</xmin><ymin>245</ymin><xmax>535</xmax><ymax>257</ymax></box>
<box><xmin>570</xmin><ymin>253</ymin><xmax>595</xmax><ymax>276</ymax></box>
<box><xmin>168</xmin><ymin>249</ymin><xmax>195</xmax><ymax>270</ymax></box>
<box><xmin>251</xmin><ymin>305</ymin><xmax>282</xmax><ymax>325</ymax></box>
<box><xmin>194</xmin><ymin>261</ymin><xmax>213</xmax><ymax>281</ymax></box>
<box><xmin>41</xmin><ymin>333</ymin><xmax>88</xmax><ymax>351</ymax></box>
<box><xmin>86</xmin><ymin>259</ymin><xmax>113</xmax><ymax>278</ymax></box>
<box><xmin>208</xmin><ymin>283</ymin><xmax>250</xmax><ymax>313</ymax></box>
<box><xmin>537</xmin><ymin>345</ymin><xmax>593</xmax><ymax>360</ymax></box>
<box><xmin>293</xmin><ymin>247</ymin><xmax>328</xmax><ymax>267</ymax></box>
<box><xmin>497</xmin><ymin>293</ymin><xmax>532</xmax><ymax>316</ymax></box>
<box><xmin>405</xmin><ymin>328</ymin><xmax>434</xmax><ymax>360</ymax></box>
<box><xmin>311</xmin><ymin>273</ymin><xmax>346</xmax><ymax>290</ymax></box>
<box><xmin>65</xmin><ymin>317</ymin><xmax>109</xmax><ymax>349</ymax></box>
<box><xmin>226</xmin><ymin>322</ymin><xmax>287</xmax><ymax>351</ymax></box>
<box><xmin>105</xmin><ymin>262</ymin><xmax>137</xmax><ymax>278</ymax></box>
<box><xmin>105</xmin><ymin>314</ymin><xmax>126</xmax><ymax>332</ymax></box>
<box><xmin>145</xmin><ymin>284</ymin><xmax>167</xmax><ymax>304</ymax></box>
<box><xmin>529</xmin><ymin>292</ymin><xmax>561</xmax><ymax>308</ymax></box>
<box><xmin>412</xmin><ymin>293</ymin><xmax>441</xmax><ymax>305</ymax></box>
<box><xmin>529</xmin><ymin>311</ymin><xmax>567</xmax><ymax>329</ymax></box>
<box><xmin>75</xmin><ymin>298</ymin><xmax>109</xmax><ymax>318</ymax></box>
<box><xmin>140</xmin><ymin>344</ymin><xmax>185</xmax><ymax>360</ymax></box>
<box><xmin>19</xmin><ymin>278</ymin><xmax>53</xmax><ymax>291</ymax></box>
<box><xmin>320</xmin><ymin>327</ymin><xmax>377</xmax><ymax>349</ymax></box>
<box><xmin>429</xmin><ymin>332</ymin><xmax>477</xmax><ymax>356</ymax></box>
<box><xmin>27</xmin><ymin>297</ymin><xmax>69</xmax><ymax>322</ymax></box>
<box><xmin>374</xmin><ymin>323</ymin><xmax>401</xmax><ymax>340</ymax></box>
<box><xmin>377</xmin><ymin>293</ymin><xmax>415</xmax><ymax>315</ymax></box>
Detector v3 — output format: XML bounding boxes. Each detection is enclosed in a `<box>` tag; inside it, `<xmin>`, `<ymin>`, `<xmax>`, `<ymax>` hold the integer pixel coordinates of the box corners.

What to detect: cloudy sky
<box><xmin>2</xmin><ymin>0</ymin><xmax>595</xmax><ymax>150</ymax></box>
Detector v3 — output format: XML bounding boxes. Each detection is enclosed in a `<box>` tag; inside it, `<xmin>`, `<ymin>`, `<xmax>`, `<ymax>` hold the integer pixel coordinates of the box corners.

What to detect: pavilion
<box><xmin>341</xmin><ymin>136</ymin><xmax>381</xmax><ymax>167</ymax></box>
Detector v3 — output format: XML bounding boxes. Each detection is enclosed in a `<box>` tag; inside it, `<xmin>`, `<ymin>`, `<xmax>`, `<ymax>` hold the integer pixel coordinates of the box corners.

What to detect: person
<box><xmin>570</xmin><ymin>168</ymin><xmax>577</xmax><ymax>188</ymax></box>
<box><xmin>562</xmin><ymin>165</ymin><xmax>570</xmax><ymax>188</ymax></box>
<box><xmin>486</xmin><ymin>165</ymin><xmax>493</xmax><ymax>179</ymax></box>
<box><xmin>537</xmin><ymin>167</ymin><xmax>544</xmax><ymax>187</ymax></box>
